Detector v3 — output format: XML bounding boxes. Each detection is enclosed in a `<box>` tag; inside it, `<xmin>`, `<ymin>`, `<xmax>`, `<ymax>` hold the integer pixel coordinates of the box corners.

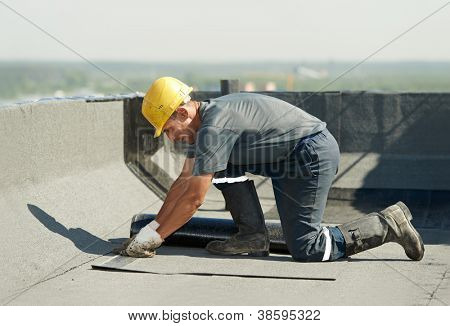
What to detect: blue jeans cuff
<box><xmin>329</xmin><ymin>226</ymin><xmax>347</xmax><ymax>260</ymax></box>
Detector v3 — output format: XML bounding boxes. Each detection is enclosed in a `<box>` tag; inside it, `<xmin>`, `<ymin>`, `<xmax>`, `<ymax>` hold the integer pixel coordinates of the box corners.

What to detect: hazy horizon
<box><xmin>2</xmin><ymin>61</ymin><xmax>450</xmax><ymax>106</ymax></box>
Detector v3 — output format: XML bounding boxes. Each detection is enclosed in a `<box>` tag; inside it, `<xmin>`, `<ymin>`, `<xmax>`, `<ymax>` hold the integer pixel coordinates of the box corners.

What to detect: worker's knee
<box><xmin>212</xmin><ymin>164</ymin><xmax>248</xmax><ymax>192</ymax></box>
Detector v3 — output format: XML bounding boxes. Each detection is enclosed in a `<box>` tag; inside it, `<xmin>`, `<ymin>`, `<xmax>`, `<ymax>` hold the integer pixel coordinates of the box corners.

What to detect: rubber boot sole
<box><xmin>396</xmin><ymin>201</ymin><xmax>425</xmax><ymax>261</ymax></box>
<box><xmin>206</xmin><ymin>248</ymin><xmax>270</xmax><ymax>257</ymax></box>
<box><xmin>205</xmin><ymin>240</ymin><xmax>269</xmax><ymax>257</ymax></box>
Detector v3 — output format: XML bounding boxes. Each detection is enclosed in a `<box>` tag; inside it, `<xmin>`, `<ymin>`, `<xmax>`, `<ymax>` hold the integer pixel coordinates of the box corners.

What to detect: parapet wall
<box><xmin>125</xmin><ymin>91</ymin><xmax>450</xmax><ymax>192</ymax></box>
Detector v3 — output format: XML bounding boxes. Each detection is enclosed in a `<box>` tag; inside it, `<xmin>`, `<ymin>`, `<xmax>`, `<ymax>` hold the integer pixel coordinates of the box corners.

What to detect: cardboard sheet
<box><xmin>92</xmin><ymin>246</ymin><xmax>339</xmax><ymax>281</ymax></box>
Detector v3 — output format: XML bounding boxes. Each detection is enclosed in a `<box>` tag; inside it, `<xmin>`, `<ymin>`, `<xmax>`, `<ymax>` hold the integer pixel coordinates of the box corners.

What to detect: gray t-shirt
<box><xmin>187</xmin><ymin>93</ymin><xmax>326</xmax><ymax>176</ymax></box>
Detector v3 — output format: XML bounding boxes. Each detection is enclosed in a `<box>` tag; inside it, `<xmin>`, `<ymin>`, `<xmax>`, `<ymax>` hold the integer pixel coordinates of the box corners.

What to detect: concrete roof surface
<box><xmin>4</xmin><ymin>238</ymin><xmax>450</xmax><ymax>306</ymax></box>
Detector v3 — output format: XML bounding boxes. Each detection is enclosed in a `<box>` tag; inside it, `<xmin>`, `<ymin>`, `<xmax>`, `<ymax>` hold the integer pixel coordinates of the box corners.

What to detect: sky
<box><xmin>0</xmin><ymin>0</ymin><xmax>449</xmax><ymax>62</ymax></box>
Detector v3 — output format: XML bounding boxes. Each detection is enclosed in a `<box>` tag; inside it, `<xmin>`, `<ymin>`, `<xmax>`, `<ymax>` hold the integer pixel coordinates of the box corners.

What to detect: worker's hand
<box><xmin>113</xmin><ymin>236</ymin><xmax>156</xmax><ymax>258</ymax></box>
<box><xmin>118</xmin><ymin>222</ymin><xmax>164</xmax><ymax>258</ymax></box>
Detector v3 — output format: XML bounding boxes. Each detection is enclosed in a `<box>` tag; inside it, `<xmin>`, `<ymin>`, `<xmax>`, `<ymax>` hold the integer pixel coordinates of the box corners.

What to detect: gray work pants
<box><xmin>213</xmin><ymin>128</ymin><xmax>346</xmax><ymax>261</ymax></box>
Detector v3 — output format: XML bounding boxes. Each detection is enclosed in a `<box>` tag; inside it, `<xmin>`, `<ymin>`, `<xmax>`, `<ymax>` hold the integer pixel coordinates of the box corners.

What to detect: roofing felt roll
<box><xmin>130</xmin><ymin>214</ymin><xmax>288</xmax><ymax>253</ymax></box>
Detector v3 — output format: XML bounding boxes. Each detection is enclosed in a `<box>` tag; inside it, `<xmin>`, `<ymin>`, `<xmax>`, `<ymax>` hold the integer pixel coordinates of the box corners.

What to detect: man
<box><xmin>120</xmin><ymin>76</ymin><xmax>424</xmax><ymax>262</ymax></box>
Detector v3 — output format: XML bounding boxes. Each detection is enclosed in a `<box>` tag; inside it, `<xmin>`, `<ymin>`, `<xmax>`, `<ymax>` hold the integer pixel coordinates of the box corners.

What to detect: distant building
<box><xmin>296</xmin><ymin>65</ymin><xmax>329</xmax><ymax>79</ymax></box>
<box><xmin>244</xmin><ymin>82</ymin><xmax>255</xmax><ymax>92</ymax></box>
<box><xmin>265</xmin><ymin>82</ymin><xmax>277</xmax><ymax>91</ymax></box>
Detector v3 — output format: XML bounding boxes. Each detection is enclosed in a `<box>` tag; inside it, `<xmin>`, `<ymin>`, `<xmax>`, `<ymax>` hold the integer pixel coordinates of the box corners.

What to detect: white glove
<box><xmin>123</xmin><ymin>220</ymin><xmax>164</xmax><ymax>258</ymax></box>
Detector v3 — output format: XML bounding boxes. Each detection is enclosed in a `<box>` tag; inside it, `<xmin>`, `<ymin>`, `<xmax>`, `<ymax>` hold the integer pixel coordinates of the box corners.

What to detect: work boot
<box><xmin>337</xmin><ymin>201</ymin><xmax>424</xmax><ymax>261</ymax></box>
<box><xmin>206</xmin><ymin>180</ymin><xmax>270</xmax><ymax>256</ymax></box>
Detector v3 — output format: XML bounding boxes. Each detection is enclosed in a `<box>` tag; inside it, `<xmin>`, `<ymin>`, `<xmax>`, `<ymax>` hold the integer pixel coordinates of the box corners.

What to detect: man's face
<box><xmin>162</xmin><ymin>107</ymin><xmax>197</xmax><ymax>144</ymax></box>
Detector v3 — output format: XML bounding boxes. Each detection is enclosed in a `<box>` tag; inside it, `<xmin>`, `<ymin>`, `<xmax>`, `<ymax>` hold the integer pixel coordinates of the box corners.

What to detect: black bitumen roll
<box><xmin>130</xmin><ymin>214</ymin><xmax>288</xmax><ymax>253</ymax></box>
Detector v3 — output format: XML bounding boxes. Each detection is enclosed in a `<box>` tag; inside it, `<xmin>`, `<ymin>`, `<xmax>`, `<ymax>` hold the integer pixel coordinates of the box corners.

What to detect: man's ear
<box><xmin>175</xmin><ymin>107</ymin><xmax>189</xmax><ymax>121</ymax></box>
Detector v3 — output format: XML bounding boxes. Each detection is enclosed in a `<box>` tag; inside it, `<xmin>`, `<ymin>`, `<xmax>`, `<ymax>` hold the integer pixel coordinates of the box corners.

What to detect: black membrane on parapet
<box><xmin>130</xmin><ymin>214</ymin><xmax>288</xmax><ymax>253</ymax></box>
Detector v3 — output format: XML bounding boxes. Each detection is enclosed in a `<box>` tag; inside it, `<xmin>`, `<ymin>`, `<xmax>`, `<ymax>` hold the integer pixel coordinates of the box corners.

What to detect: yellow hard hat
<box><xmin>141</xmin><ymin>77</ymin><xmax>193</xmax><ymax>137</ymax></box>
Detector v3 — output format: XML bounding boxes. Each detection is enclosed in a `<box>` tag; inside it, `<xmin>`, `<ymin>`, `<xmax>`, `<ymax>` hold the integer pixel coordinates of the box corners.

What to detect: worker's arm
<box><xmin>154</xmin><ymin>157</ymin><xmax>196</xmax><ymax>222</ymax></box>
<box><xmin>156</xmin><ymin>160</ymin><xmax>213</xmax><ymax>239</ymax></box>
<box><xmin>122</xmin><ymin>157</ymin><xmax>212</xmax><ymax>257</ymax></box>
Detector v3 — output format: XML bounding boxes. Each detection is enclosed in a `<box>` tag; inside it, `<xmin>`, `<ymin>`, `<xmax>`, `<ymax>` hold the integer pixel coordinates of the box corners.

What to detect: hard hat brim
<box><xmin>153</xmin><ymin>127</ymin><xmax>163</xmax><ymax>138</ymax></box>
